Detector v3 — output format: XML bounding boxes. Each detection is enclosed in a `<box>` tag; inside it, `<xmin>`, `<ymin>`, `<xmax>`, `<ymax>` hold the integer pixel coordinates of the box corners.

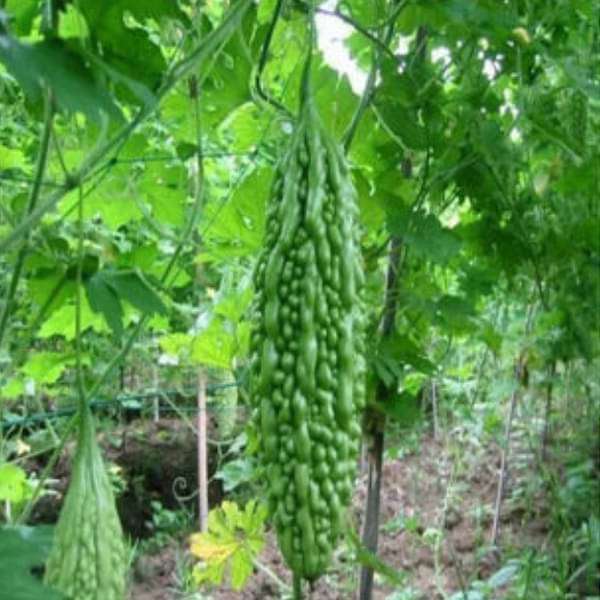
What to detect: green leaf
<box><xmin>0</xmin><ymin>37</ymin><xmax>122</xmax><ymax>123</ymax></box>
<box><xmin>257</xmin><ymin>0</ymin><xmax>277</xmax><ymax>24</ymax></box>
<box><xmin>378</xmin><ymin>391</ymin><xmax>423</xmax><ymax>427</ymax></box>
<box><xmin>0</xmin><ymin>145</ymin><xmax>30</xmax><ymax>173</ymax></box>
<box><xmin>4</xmin><ymin>0</ymin><xmax>38</xmax><ymax>36</ymax></box>
<box><xmin>488</xmin><ymin>563</ymin><xmax>519</xmax><ymax>588</ymax></box>
<box><xmin>190</xmin><ymin>500</ymin><xmax>266</xmax><ymax>591</ymax></box>
<box><xmin>58</xmin><ymin>5</ymin><xmax>89</xmax><ymax>39</ymax></box>
<box><xmin>0</xmin><ymin>378</ymin><xmax>25</xmax><ymax>400</ymax></box>
<box><xmin>162</xmin><ymin>12</ymin><xmax>255</xmax><ymax>137</ymax></box>
<box><xmin>175</xmin><ymin>142</ymin><xmax>198</xmax><ymax>160</ymax></box>
<box><xmin>85</xmin><ymin>272</ymin><xmax>124</xmax><ymax>337</ymax></box>
<box><xmin>218</xmin><ymin>102</ymin><xmax>271</xmax><ymax>152</ymax></box>
<box><xmin>86</xmin><ymin>51</ymin><xmax>156</xmax><ymax>108</ymax></box>
<box><xmin>72</xmin><ymin>174</ymin><xmax>143</xmax><ymax>229</ymax></box>
<box><xmin>215</xmin><ymin>458</ymin><xmax>255</xmax><ymax>492</ymax></box>
<box><xmin>436</xmin><ymin>295</ymin><xmax>477</xmax><ymax>334</ymax></box>
<box><xmin>346</xmin><ymin>526</ymin><xmax>406</xmax><ymax>587</ymax></box>
<box><xmin>201</xmin><ymin>167</ymin><xmax>273</xmax><ymax>261</ymax></box>
<box><xmin>387</xmin><ymin>209</ymin><xmax>461</xmax><ymax>264</ymax></box>
<box><xmin>38</xmin><ymin>293</ymin><xmax>110</xmax><ymax>339</ymax></box>
<box><xmin>354</xmin><ymin>168</ymin><xmax>386</xmax><ymax>231</ymax></box>
<box><xmin>77</xmin><ymin>0</ymin><xmax>185</xmax><ymax>98</ymax></box>
<box><xmin>379</xmin><ymin>105</ymin><xmax>427</xmax><ymax>150</ymax></box>
<box><xmin>0</xmin><ymin>525</ymin><xmax>65</xmax><ymax>599</ymax></box>
<box><xmin>478</xmin><ymin>322</ymin><xmax>503</xmax><ymax>354</ymax></box>
<box><xmin>159</xmin><ymin>332</ymin><xmax>193</xmax><ymax>360</ymax></box>
<box><xmin>140</xmin><ymin>172</ymin><xmax>186</xmax><ymax>228</ymax></box>
<box><xmin>202</xmin><ymin>20</ymin><xmax>255</xmax><ymax>127</ymax></box>
<box><xmin>20</xmin><ymin>352</ymin><xmax>73</xmax><ymax>386</ymax></box>
<box><xmin>283</xmin><ymin>56</ymin><xmax>359</xmax><ymax>137</ymax></box>
<box><xmin>379</xmin><ymin>334</ymin><xmax>436</xmax><ymax>375</ymax></box>
<box><xmin>0</xmin><ymin>463</ymin><xmax>28</xmax><ymax>503</ymax></box>
<box><xmin>214</xmin><ymin>287</ymin><xmax>253</xmax><ymax>323</ymax></box>
<box><xmin>191</xmin><ymin>318</ymin><xmax>235</xmax><ymax>369</ymax></box>
<box><xmin>230</xmin><ymin>548</ymin><xmax>254</xmax><ymax>591</ymax></box>
<box><xmin>105</xmin><ymin>269</ymin><xmax>167</xmax><ymax>317</ymax></box>
<box><xmin>339</xmin><ymin>0</ymin><xmax>386</xmax><ymax>28</ymax></box>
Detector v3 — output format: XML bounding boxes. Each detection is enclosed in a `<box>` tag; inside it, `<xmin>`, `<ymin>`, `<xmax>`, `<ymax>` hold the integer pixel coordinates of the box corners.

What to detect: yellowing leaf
<box><xmin>189</xmin><ymin>501</ymin><xmax>266</xmax><ymax>592</ymax></box>
<box><xmin>512</xmin><ymin>26</ymin><xmax>531</xmax><ymax>45</ymax></box>
<box><xmin>15</xmin><ymin>440</ymin><xmax>31</xmax><ymax>456</ymax></box>
<box><xmin>189</xmin><ymin>534</ymin><xmax>237</xmax><ymax>563</ymax></box>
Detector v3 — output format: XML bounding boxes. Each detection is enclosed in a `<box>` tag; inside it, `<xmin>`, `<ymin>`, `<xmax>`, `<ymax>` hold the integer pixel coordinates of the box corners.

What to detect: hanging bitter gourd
<box><xmin>249</xmin><ymin>74</ymin><xmax>366</xmax><ymax>580</ymax></box>
<box><xmin>45</xmin><ymin>407</ymin><xmax>127</xmax><ymax>599</ymax></box>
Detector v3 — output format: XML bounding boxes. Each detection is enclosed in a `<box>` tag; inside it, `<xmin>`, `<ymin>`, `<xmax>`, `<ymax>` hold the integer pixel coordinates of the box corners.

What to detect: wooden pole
<box><xmin>359</xmin><ymin>237</ymin><xmax>402</xmax><ymax>599</ymax></box>
<box><xmin>197</xmin><ymin>371</ymin><xmax>208</xmax><ymax>531</ymax></box>
<box><xmin>431</xmin><ymin>379</ymin><xmax>439</xmax><ymax>441</ymax></box>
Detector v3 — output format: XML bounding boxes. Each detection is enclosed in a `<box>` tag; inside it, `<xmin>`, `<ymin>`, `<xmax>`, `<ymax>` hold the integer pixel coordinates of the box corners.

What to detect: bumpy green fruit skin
<box><xmin>45</xmin><ymin>408</ymin><xmax>127</xmax><ymax>600</ymax></box>
<box><xmin>250</xmin><ymin>95</ymin><xmax>366</xmax><ymax>580</ymax></box>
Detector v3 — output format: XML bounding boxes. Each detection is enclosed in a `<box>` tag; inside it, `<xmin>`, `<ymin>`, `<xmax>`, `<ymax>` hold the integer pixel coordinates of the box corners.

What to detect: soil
<box><xmin>29</xmin><ymin>418</ymin><xmax>224</xmax><ymax>538</ymax></box>
<box><xmin>126</xmin><ymin>426</ymin><xmax>548</xmax><ymax>600</ymax></box>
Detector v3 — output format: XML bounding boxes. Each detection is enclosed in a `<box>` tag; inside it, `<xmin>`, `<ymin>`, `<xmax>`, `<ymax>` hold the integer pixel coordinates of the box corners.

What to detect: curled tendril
<box><xmin>172</xmin><ymin>476</ymin><xmax>198</xmax><ymax>510</ymax></box>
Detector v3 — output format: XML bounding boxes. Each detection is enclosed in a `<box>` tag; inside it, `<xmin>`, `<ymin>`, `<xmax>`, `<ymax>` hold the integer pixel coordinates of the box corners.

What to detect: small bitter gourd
<box><xmin>45</xmin><ymin>407</ymin><xmax>127</xmax><ymax>599</ymax></box>
<box><xmin>250</xmin><ymin>67</ymin><xmax>366</xmax><ymax>580</ymax></box>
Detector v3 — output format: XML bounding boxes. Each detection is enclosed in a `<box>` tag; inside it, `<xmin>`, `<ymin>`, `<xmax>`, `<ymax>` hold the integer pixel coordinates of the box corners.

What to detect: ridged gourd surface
<box><xmin>45</xmin><ymin>408</ymin><xmax>127</xmax><ymax>600</ymax></box>
<box><xmin>250</xmin><ymin>95</ymin><xmax>366</xmax><ymax>580</ymax></box>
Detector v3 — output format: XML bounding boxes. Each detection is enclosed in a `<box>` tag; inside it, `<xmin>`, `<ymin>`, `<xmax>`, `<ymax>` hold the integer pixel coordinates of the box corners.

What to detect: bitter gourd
<box><xmin>45</xmin><ymin>407</ymin><xmax>127</xmax><ymax>599</ymax></box>
<box><xmin>250</xmin><ymin>68</ymin><xmax>366</xmax><ymax>581</ymax></box>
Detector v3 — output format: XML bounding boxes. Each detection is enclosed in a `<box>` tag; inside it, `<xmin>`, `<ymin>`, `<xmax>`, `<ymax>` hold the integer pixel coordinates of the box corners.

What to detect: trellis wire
<box><xmin>1</xmin><ymin>381</ymin><xmax>241</xmax><ymax>431</ymax></box>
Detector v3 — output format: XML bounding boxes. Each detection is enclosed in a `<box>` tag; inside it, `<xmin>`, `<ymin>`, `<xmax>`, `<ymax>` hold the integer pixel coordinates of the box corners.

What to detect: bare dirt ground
<box><xmin>129</xmin><ymin>426</ymin><xmax>549</xmax><ymax>600</ymax></box>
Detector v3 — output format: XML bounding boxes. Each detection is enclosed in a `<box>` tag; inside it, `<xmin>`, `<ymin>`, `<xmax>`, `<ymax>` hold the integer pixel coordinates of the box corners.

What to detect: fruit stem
<box><xmin>293</xmin><ymin>573</ymin><xmax>303</xmax><ymax>599</ymax></box>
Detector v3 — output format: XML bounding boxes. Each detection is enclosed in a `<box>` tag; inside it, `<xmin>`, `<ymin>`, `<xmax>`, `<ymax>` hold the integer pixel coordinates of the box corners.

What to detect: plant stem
<box><xmin>359</xmin><ymin>237</ymin><xmax>402</xmax><ymax>600</ymax></box>
<box><xmin>252</xmin><ymin>559</ymin><xmax>290</xmax><ymax>592</ymax></box>
<box><xmin>0</xmin><ymin>90</ymin><xmax>53</xmax><ymax>349</ymax></box>
<box><xmin>342</xmin><ymin>3</ymin><xmax>401</xmax><ymax>151</ymax></box>
<box><xmin>293</xmin><ymin>573</ymin><xmax>303</xmax><ymax>599</ymax></box>
<box><xmin>197</xmin><ymin>371</ymin><xmax>209</xmax><ymax>530</ymax></box>
<box><xmin>75</xmin><ymin>185</ymin><xmax>86</xmax><ymax>410</ymax></box>
<box><xmin>254</xmin><ymin>0</ymin><xmax>292</xmax><ymax>117</ymax></box>
<box><xmin>17</xmin><ymin>415</ymin><xmax>78</xmax><ymax>525</ymax></box>
<box><xmin>0</xmin><ymin>0</ymin><xmax>253</xmax><ymax>255</ymax></box>
<box><xmin>311</xmin><ymin>6</ymin><xmax>397</xmax><ymax>60</ymax></box>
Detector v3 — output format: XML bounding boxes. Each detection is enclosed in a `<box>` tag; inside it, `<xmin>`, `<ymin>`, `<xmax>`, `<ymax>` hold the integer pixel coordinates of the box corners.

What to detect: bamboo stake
<box><xmin>197</xmin><ymin>371</ymin><xmax>209</xmax><ymax>531</ymax></box>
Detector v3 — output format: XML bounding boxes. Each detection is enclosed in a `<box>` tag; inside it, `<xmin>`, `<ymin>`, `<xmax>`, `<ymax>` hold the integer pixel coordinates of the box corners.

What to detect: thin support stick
<box><xmin>152</xmin><ymin>365</ymin><xmax>160</xmax><ymax>423</ymax></box>
<box><xmin>541</xmin><ymin>360</ymin><xmax>556</xmax><ymax>461</ymax></box>
<box><xmin>431</xmin><ymin>379</ymin><xmax>439</xmax><ymax>441</ymax></box>
<box><xmin>490</xmin><ymin>387</ymin><xmax>519</xmax><ymax>548</ymax></box>
<box><xmin>189</xmin><ymin>66</ymin><xmax>209</xmax><ymax>532</ymax></box>
<box><xmin>359</xmin><ymin>238</ymin><xmax>402</xmax><ymax>600</ymax></box>
<box><xmin>197</xmin><ymin>371</ymin><xmax>209</xmax><ymax>531</ymax></box>
<box><xmin>252</xmin><ymin>559</ymin><xmax>290</xmax><ymax>592</ymax></box>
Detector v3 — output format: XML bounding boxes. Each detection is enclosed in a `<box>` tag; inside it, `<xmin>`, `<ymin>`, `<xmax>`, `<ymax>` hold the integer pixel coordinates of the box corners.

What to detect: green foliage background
<box><xmin>0</xmin><ymin>0</ymin><xmax>598</xmax><ymax>597</ymax></box>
